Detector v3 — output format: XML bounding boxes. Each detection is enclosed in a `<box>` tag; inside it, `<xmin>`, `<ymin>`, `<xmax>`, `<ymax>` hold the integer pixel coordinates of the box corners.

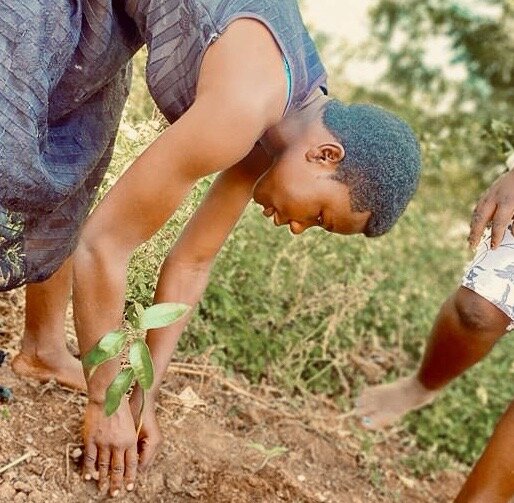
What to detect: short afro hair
<box><xmin>322</xmin><ymin>100</ymin><xmax>421</xmax><ymax>237</ymax></box>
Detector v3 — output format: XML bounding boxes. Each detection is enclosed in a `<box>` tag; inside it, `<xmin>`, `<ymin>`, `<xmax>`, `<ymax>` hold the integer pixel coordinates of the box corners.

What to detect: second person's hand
<box><xmin>469</xmin><ymin>169</ymin><xmax>514</xmax><ymax>249</ymax></box>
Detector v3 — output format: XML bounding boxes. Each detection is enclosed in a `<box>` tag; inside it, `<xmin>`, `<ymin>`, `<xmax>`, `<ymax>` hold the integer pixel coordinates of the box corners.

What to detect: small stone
<box><xmin>13</xmin><ymin>491</ymin><xmax>27</xmax><ymax>503</ymax></box>
<box><xmin>25</xmin><ymin>435</ymin><xmax>33</xmax><ymax>445</ymax></box>
<box><xmin>165</xmin><ymin>472</ymin><xmax>183</xmax><ymax>494</ymax></box>
<box><xmin>28</xmin><ymin>490</ymin><xmax>45</xmax><ymax>503</ymax></box>
<box><xmin>13</xmin><ymin>480</ymin><xmax>31</xmax><ymax>493</ymax></box>
<box><xmin>0</xmin><ymin>482</ymin><xmax>16</xmax><ymax>500</ymax></box>
<box><xmin>297</xmin><ymin>474</ymin><xmax>306</xmax><ymax>482</ymax></box>
<box><xmin>71</xmin><ymin>448</ymin><xmax>82</xmax><ymax>460</ymax></box>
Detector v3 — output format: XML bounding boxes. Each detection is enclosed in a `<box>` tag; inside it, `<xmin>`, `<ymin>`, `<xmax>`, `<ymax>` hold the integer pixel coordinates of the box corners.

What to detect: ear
<box><xmin>306</xmin><ymin>142</ymin><xmax>345</xmax><ymax>167</ymax></box>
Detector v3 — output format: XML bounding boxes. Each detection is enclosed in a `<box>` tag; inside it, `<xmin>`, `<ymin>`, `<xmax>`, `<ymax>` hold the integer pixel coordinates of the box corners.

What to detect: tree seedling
<box><xmin>81</xmin><ymin>302</ymin><xmax>189</xmax><ymax>432</ymax></box>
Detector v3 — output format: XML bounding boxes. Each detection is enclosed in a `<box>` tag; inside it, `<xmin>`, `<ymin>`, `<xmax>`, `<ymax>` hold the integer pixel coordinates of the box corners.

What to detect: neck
<box><xmin>260</xmin><ymin>91</ymin><xmax>330</xmax><ymax>155</ymax></box>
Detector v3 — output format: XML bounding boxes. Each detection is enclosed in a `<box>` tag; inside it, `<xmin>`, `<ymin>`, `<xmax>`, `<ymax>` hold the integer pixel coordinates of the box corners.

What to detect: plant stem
<box><xmin>136</xmin><ymin>390</ymin><xmax>145</xmax><ymax>436</ymax></box>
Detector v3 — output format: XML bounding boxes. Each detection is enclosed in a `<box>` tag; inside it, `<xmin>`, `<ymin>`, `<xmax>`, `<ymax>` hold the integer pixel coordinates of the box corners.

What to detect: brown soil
<box><xmin>0</xmin><ymin>289</ymin><xmax>465</xmax><ymax>502</ymax></box>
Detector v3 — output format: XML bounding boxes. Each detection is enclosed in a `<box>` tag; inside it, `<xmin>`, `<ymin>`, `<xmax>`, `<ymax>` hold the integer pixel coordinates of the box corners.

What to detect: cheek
<box><xmin>258</xmin><ymin>167</ymin><xmax>293</xmax><ymax>201</ymax></box>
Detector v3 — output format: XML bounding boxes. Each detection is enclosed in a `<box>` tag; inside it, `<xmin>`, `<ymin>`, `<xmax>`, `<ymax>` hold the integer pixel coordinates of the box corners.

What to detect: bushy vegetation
<box><xmin>100</xmin><ymin>2</ymin><xmax>514</xmax><ymax>471</ymax></box>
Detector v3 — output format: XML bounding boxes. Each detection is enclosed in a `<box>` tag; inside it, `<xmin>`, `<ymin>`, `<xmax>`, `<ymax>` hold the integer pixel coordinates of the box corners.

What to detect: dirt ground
<box><xmin>0</xmin><ymin>289</ymin><xmax>465</xmax><ymax>502</ymax></box>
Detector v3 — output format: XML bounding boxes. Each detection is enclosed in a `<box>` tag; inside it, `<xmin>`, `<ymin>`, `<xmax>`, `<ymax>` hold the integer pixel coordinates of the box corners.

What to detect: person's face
<box><xmin>252</xmin><ymin>142</ymin><xmax>371</xmax><ymax>236</ymax></box>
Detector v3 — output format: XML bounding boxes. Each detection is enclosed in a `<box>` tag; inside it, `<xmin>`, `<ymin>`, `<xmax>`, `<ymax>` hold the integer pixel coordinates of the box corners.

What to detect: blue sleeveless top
<box><xmin>126</xmin><ymin>0</ymin><xmax>328</xmax><ymax>122</ymax></box>
<box><xmin>0</xmin><ymin>0</ymin><xmax>327</xmax><ymax>290</ymax></box>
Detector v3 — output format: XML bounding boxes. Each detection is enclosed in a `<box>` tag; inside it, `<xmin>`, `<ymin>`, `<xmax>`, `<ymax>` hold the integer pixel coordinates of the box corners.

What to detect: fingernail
<box><xmin>112</xmin><ymin>490</ymin><xmax>119</xmax><ymax>497</ymax></box>
<box><xmin>84</xmin><ymin>474</ymin><xmax>91</xmax><ymax>481</ymax></box>
<box><xmin>92</xmin><ymin>471</ymin><xmax>100</xmax><ymax>481</ymax></box>
<box><xmin>362</xmin><ymin>416</ymin><xmax>372</xmax><ymax>426</ymax></box>
<box><xmin>127</xmin><ymin>483</ymin><xmax>134</xmax><ymax>491</ymax></box>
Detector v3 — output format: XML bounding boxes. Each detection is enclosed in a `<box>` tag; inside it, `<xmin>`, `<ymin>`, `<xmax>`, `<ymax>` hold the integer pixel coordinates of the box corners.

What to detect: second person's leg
<box><xmin>12</xmin><ymin>258</ymin><xmax>87</xmax><ymax>391</ymax></box>
<box><xmin>355</xmin><ymin>286</ymin><xmax>509</xmax><ymax>429</ymax></box>
<box><xmin>454</xmin><ymin>400</ymin><xmax>514</xmax><ymax>503</ymax></box>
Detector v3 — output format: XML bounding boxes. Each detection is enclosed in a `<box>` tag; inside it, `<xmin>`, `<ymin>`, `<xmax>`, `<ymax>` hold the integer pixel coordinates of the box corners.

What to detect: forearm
<box><xmin>144</xmin><ymin>255</ymin><xmax>213</xmax><ymax>399</ymax></box>
<box><xmin>73</xmin><ymin>243</ymin><xmax>130</xmax><ymax>402</ymax></box>
<box><xmin>73</xmin><ymin>142</ymin><xmax>198</xmax><ymax>402</ymax></box>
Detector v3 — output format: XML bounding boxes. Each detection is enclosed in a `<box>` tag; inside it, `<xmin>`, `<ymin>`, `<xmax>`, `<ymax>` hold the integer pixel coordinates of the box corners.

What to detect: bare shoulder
<box><xmin>196</xmin><ymin>18</ymin><xmax>287</xmax><ymax>129</ymax></box>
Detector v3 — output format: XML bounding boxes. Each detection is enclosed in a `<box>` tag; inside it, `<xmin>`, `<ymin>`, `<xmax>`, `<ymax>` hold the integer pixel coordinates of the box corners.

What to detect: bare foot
<box><xmin>11</xmin><ymin>351</ymin><xmax>87</xmax><ymax>392</ymax></box>
<box><xmin>354</xmin><ymin>375</ymin><xmax>438</xmax><ymax>430</ymax></box>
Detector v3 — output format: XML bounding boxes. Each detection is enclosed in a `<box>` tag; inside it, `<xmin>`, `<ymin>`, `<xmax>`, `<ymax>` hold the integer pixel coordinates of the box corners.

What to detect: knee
<box><xmin>452</xmin><ymin>288</ymin><xmax>510</xmax><ymax>334</ymax></box>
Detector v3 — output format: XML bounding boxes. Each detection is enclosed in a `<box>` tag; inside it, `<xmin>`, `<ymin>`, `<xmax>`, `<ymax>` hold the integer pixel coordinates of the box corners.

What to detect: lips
<box><xmin>262</xmin><ymin>207</ymin><xmax>275</xmax><ymax>218</ymax></box>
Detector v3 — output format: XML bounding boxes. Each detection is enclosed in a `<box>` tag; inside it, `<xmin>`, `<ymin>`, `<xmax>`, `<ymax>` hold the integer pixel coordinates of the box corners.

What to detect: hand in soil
<box><xmin>129</xmin><ymin>388</ymin><xmax>163</xmax><ymax>471</ymax></box>
<box><xmin>83</xmin><ymin>399</ymin><xmax>138</xmax><ymax>496</ymax></box>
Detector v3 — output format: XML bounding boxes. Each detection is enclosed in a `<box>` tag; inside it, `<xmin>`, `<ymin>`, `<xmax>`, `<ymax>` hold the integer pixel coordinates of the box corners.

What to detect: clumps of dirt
<box><xmin>0</xmin><ymin>291</ymin><xmax>465</xmax><ymax>502</ymax></box>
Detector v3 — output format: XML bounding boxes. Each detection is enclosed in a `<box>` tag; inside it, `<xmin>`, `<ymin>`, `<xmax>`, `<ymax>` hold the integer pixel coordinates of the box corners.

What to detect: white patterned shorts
<box><xmin>462</xmin><ymin>225</ymin><xmax>514</xmax><ymax>330</ymax></box>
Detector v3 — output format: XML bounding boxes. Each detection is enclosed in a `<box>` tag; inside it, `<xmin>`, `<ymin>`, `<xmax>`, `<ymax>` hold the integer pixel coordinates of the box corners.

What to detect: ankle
<box><xmin>19</xmin><ymin>340</ymin><xmax>71</xmax><ymax>363</ymax></box>
<box><xmin>410</xmin><ymin>374</ymin><xmax>440</xmax><ymax>398</ymax></box>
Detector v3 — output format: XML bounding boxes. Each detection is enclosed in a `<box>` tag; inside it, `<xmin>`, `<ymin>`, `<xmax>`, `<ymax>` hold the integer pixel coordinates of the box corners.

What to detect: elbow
<box><xmin>74</xmin><ymin>235</ymin><xmax>130</xmax><ymax>283</ymax></box>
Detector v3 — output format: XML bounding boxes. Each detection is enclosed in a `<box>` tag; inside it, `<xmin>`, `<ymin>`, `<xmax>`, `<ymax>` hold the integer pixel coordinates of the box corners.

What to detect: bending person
<box><xmin>1</xmin><ymin>0</ymin><xmax>421</xmax><ymax>496</ymax></box>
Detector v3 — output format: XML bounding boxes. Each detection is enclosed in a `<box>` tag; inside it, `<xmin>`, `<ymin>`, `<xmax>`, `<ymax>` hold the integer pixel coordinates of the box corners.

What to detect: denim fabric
<box><xmin>0</xmin><ymin>0</ymin><xmax>141</xmax><ymax>289</ymax></box>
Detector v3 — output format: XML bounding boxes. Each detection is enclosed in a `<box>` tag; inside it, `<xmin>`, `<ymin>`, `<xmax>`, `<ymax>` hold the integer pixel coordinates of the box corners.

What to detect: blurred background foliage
<box><xmin>100</xmin><ymin>0</ymin><xmax>514</xmax><ymax>473</ymax></box>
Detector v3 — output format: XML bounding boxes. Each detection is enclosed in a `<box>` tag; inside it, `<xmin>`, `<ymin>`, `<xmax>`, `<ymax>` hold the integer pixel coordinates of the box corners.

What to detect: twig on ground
<box><xmin>168</xmin><ymin>366</ymin><xmax>215</xmax><ymax>378</ymax></box>
<box><xmin>65</xmin><ymin>443</ymin><xmax>82</xmax><ymax>482</ymax></box>
<box><xmin>0</xmin><ymin>450</ymin><xmax>34</xmax><ymax>475</ymax></box>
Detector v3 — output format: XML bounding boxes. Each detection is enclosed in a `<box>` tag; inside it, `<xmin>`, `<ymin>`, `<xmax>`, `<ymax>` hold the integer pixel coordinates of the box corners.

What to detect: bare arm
<box><xmin>143</xmin><ymin>144</ymin><xmax>271</xmax><ymax>394</ymax></box>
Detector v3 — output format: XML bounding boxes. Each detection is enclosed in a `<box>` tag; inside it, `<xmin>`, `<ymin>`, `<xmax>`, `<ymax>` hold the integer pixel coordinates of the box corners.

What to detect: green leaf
<box><xmin>105</xmin><ymin>368</ymin><xmax>134</xmax><ymax>417</ymax></box>
<box><xmin>139</xmin><ymin>303</ymin><xmax>189</xmax><ymax>330</ymax></box>
<box><xmin>129</xmin><ymin>339</ymin><xmax>154</xmax><ymax>390</ymax></box>
<box><xmin>125</xmin><ymin>304</ymin><xmax>140</xmax><ymax>329</ymax></box>
<box><xmin>82</xmin><ymin>330</ymin><xmax>127</xmax><ymax>375</ymax></box>
<box><xmin>134</xmin><ymin>302</ymin><xmax>145</xmax><ymax>320</ymax></box>
<box><xmin>98</xmin><ymin>330</ymin><xmax>127</xmax><ymax>353</ymax></box>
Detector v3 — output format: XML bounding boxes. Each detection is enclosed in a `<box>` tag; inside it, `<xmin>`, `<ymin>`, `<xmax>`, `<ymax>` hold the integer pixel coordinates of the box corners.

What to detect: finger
<box><xmin>109</xmin><ymin>449</ymin><xmax>125</xmax><ymax>497</ymax></box>
<box><xmin>124</xmin><ymin>445</ymin><xmax>138</xmax><ymax>492</ymax></box>
<box><xmin>83</xmin><ymin>442</ymin><xmax>97</xmax><ymax>482</ymax></box>
<box><xmin>469</xmin><ymin>200</ymin><xmax>495</xmax><ymax>247</ymax></box>
<box><xmin>491</xmin><ymin>209</ymin><xmax>512</xmax><ymax>249</ymax></box>
<box><xmin>97</xmin><ymin>447</ymin><xmax>111</xmax><ymax>492</ymax></box>
<box><xmin>138</xmin><ymin>436</ymin><xmax>161</xmax><ymax>472</ymax></box>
